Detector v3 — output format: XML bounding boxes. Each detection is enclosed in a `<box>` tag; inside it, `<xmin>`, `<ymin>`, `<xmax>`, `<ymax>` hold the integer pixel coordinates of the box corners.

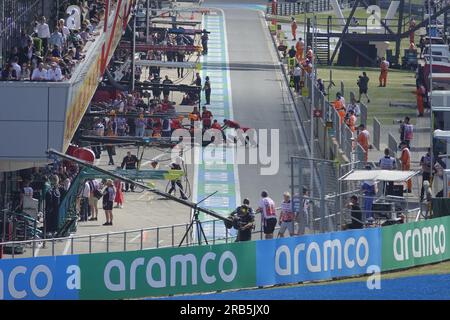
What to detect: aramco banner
<box><xmin>0</xmin><ymin>242</ymin><xmax>256</xmax><ymax>300</ymax></box>
<box><xmin>1</xmin><ymin>218</ymin><xmax>450</xmax><ymax>299</ymax></box>
<box><xmin>381</xmin><ymin>216</ymin><xmax>450</xmax><ymax>271</ymax></box>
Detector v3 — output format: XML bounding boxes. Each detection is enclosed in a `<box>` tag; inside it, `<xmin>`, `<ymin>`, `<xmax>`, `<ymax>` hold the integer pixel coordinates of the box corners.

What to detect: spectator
<box><xmin>135</xmin><ymin>114</ymin><xmax>146</xmax><ymax>137</ymax></box>
<box><xmin>51</xmin><ymin>45</ymin><xmax>62</xmax><ymax>58</ymax></box>
<box><xmin>102</xmin><ymin>179</ymin><xmax>116</xmax><ymax>226</ymax></box>
<box><xmin>256</xmin><ymin>190</ymin><xmax>277</xmax><ymax>240</ymax></box>
<box><xmin>230</xmin><ymin>199</ymin><xmax>255</xmax><ymax>242</ymax></box>
<box><xmin>21</xmin><ymin>63</ymin><xmax>31</xmax><ymax>80</ymax></box>
<box><xmin>31</xmin><ymin>62</ymin><xmax>47</xmax><ymax>81</ymax></box>
<box><xmin>1</xmin><ymin>64</ymin><xmax>11</xmax><ymax>80</ymax></box>
<box><xmin>47</xmin><ymin>62</ymin><xmax>63</xmax><ymax>81</ymax></box>
<box><xmin>10</xmin><ymin>57</ymin><xmax>22</xmax><ymax>80</ymax></box>
<box><xmin>357</xmin><ymin>72</ymin><xmax>370</xmax><ymax>103</ymax></box>
<box><xmin>23</xmin><ymin>39</ymin><xmax>36</xmax><ymax>65</ymax></box>
<box><xmin>36</xmin><ymin>16</ymin><xmax>51</xmax><ymax>54</ymax></box>
<box><xmin>278</xmin><ymin>192</ymin><xmax>295</xmax><ymax>238</ymax></box>
<box><xmin>379</xmin><ymin>148</ymin><xmax>396</xmax><ymax>193</ymax></box>
<box><xmin>49</xmin><ymin>28</ymin><xmax>64</xmax><ymax>52</ymax></box>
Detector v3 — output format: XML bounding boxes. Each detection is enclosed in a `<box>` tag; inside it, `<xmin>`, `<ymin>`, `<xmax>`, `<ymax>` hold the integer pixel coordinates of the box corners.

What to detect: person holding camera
<box><xmin>229</xmin><ymin>199</ymin><xmax>255</xmax><ymax>242</ymax></box>
<box><xmin>357</xmin><ymin>72</ymin><xmax>370</xmax><ymax>103</ymax></box>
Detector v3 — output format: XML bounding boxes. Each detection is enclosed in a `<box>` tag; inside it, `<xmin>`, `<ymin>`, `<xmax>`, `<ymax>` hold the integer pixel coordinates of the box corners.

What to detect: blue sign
<box><xmin>0</xmin><ymin>255</ymin><xmax>79</xmax><ymax>300</ymax></box>
<box><xmin>256</xmin><ymin>228</ymin><xmax>381</xmax><ymax>286</ymax></box>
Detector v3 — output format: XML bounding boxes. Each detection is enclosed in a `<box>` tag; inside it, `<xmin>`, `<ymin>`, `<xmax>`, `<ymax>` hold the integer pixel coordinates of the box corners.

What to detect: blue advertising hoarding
<box><xmin>255</xmin><ymin>228</ymin><xmax>382</xmax><ymax>286</ymax></box>
<box><xmin>0</xmin><ymin>255</ymin><xmax>79</xmax><ymax>300</ymax></box>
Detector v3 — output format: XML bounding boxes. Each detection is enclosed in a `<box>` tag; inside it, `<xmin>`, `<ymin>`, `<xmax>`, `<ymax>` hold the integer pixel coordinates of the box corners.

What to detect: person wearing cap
<box><xmin>230</xmin><ymin>199</ymin><xmax>255</xmax><ymax>242</ymax></box>
<box><xmin>278</xmin><ymin>192</ymin><xmax>295</xmax><ymax>238</ymax></box>
<box><xmin>256</xmin><ymin>190</ymin><xmax>277</xmax><ymax>239</ymax></box>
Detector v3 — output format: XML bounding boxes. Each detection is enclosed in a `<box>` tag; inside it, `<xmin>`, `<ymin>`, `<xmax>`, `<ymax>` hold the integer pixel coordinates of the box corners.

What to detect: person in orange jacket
<box><xmin>291</xmin><ymin>17</ymin><xmax>297</xmax><ymax>41</ymax></box>
<box><xmin>357</xmin><ymin>124</ymin><xmax>370</xmax><ymax>162</ymax></box>
<box><xmin>295</xmin><ymin>37</ymin><xmax>305</xmax><ymax>62</ymax></box>
<box><xmin>379</xmin><ymin>57</ymin><xmax>389</xmax><ymax>87</ymax></box>
<box><xmin>399</xmin><ymin>141</ymin><xmax>412</xmax><ymax>193</ymax></box>
<box><xmin>416</xmin><ymin>82</ymin><xmax>426</xmax><ymax>117</ymax></box>
<box><xmin>345</xmin><ymin>109</ymin><xmax>357</xmax><ymax>132</ymax></box>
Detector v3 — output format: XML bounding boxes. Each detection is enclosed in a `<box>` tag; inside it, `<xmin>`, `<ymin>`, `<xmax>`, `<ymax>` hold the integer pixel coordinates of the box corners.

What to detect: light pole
<box><xmin>310</xmin><ymin>14</ymin><xmax>316</xmax><ymax>200</ymax></box>
<box><xmin>428</xmin><ymin>0</ymin><xmax>434</xmax><ymax>195</ymax></box>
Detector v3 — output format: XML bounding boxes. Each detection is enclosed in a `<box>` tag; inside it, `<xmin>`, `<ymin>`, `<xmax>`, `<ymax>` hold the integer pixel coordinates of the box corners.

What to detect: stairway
<box><xmin>307</xmin><ymin>34</ymin><xmax>330</xmax><ymax>65</ymax></box>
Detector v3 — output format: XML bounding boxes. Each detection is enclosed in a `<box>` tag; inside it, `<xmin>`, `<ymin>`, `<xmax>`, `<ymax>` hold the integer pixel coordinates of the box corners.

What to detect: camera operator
<box><xmin>229</xmin><ymin>199</ymin><xmax>255</xmax><ymax>242</ymax></box>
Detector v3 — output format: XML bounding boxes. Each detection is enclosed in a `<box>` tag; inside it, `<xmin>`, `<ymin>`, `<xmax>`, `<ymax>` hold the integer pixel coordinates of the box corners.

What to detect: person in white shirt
<box><xmin>32</xmin><ymin>62</ymin><xmax>48</xmax><ymax>81</ymax></box>
<box><xmin>256</xmin><ymin>190</ymin><xmax>277</xmax><ymax>239</ymax></box>
<box><xmin>10</xmin><ymin>57</ymin><xmax>21</xmax><ymax>80</ymax></box>
<box><xmin>293</xmin><ymin>64</ymin><xmax>302</xmax><ymax>93</ymax></box>
<box><xmin>79</xmin><ymin>179</ymin><xmax>91</xmax><ymax>222</ymax></box>
<box><xmin>47</xmin><ymin>62</ymin><xmax>63</xmax><ymax>81</ymax></box>
<box><xmin>36</xmin><ymin>16</ymin><xmax>51</xmax><ymax>53</ymax></box>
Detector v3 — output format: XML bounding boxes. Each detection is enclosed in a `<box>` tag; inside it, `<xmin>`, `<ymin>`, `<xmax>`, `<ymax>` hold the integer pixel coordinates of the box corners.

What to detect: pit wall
<box><xmin>0</xmin><ymin>216</ymin><xmax>449</xmax><ymax>300</ymax></box>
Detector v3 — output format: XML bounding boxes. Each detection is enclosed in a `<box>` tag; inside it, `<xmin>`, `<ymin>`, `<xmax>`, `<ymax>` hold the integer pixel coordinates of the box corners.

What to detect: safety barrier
<box><xmin>388</xmin><ymin>132</ymin><xmax>399</xmax><ymax>158</ymax></box>
<box><xmin>373</xmin><ymin>117</ymin><xmax>381</xmax><ymax>151</ymax></box>
<box><xmin>1</xmin><ymin>216</ymin><xmax>448</xmax><ymax>299</ymax></box>
<box><xmin>266</xmin><ymin>0</ymin><xmax>332</xmax><ymax>16</ymax></box>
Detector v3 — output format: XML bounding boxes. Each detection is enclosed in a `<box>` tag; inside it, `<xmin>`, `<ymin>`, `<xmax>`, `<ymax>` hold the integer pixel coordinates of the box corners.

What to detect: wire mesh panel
<box><xmin>0</xmin><ymin>0</ymin><xmax>43</xmax><ymax>66</ymax></box>
<box><xmin>290</xmin><ymin>156</ymin><xmax>340</xmax><ymax>234</ymax></box>
<box><xmin>373</xmin><ymin>117</ymin><xmax>381</xmax><ymax>151</ymax></box>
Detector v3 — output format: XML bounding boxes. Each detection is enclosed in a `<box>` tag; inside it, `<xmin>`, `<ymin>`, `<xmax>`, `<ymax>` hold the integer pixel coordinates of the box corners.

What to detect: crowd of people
<box><xmin>227</xmin><ymin>188</ymin><xmax>313</xmax><ymax>242</ymax></box>
<box><xmin>1</xmin><ymin>0</ymin><xmax>112</xmax><ymax>82</ymax></box>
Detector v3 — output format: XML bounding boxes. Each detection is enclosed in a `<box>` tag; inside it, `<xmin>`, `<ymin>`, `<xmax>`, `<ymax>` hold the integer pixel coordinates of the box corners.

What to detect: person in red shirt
<box><xmin>211</xmin><ymin>119</ymin><xmax>221</xmax><ymax>130</ymax></box>
<box><xmin>170</xmin><ymin>116</ymin><xmax>183</xmax><ymax>131</ymax></box>
<box><xmin>201</xmin><ymin>106</ymin><xmax>213</xmax><ymax>130</ymax></box>
<box><xmin>223</xmin><ymin>119</ymin><xmax>240</xmax><ymax>129</ymax></box>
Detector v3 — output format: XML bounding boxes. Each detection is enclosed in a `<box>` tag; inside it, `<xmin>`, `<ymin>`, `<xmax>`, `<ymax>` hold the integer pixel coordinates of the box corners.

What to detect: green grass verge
<box><xmin>316</xmin><ymin>66</ymin><xmax>417</xmax><ymax>126</ymax></box>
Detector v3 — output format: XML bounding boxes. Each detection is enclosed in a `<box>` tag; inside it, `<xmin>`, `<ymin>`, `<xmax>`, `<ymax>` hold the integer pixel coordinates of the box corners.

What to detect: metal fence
<box><xmin>388</xmin><ymin>132</ymin><xmax>399</xmax><ymax>158</ymax></box>
<box><xmin>373</xmin><ymin>117</ymin><xmax>381</xmax><ymax>151</ymax></box>
<box><xmin>0</xmin><ymin>0</ymin><xmax>44</xmax><ymax>66</ymax></box>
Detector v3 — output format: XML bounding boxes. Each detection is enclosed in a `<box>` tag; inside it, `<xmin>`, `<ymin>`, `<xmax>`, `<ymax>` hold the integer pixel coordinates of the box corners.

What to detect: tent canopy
<box><xmin>339</xmin><ymin>170</ymin><xmax>419</xmax><ymax>182</ymax></box>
